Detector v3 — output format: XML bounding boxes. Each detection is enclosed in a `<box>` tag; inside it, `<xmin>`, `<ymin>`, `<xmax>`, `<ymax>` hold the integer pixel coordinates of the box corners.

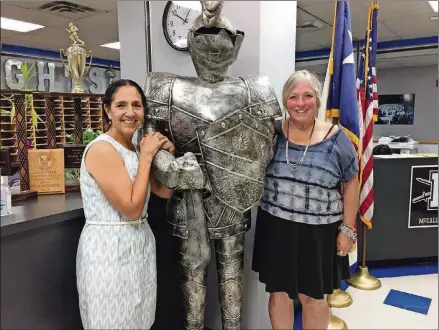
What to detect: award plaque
<box><xmin>28</xmin><ymin>149</ymin><xmax>65</xmax><ymax>194</ymax></box>
<box><xmin>63</xmin><ymin>144</ymin><xmax>86</xmax><ymax>168</ymax></box>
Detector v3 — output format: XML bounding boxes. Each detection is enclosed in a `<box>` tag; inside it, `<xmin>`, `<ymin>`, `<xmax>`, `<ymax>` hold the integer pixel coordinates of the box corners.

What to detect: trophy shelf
<box><xmin>0</xmin><ymin>90</ymin><xmax>106</xmax><ymax>200</ymax></box>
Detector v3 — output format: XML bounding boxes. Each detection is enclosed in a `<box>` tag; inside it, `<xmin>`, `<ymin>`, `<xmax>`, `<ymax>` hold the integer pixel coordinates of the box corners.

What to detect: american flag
<box><xmin>357</xmin><ymin>1</ymin><xmax>379</xmax><ymax>229</ymax></box>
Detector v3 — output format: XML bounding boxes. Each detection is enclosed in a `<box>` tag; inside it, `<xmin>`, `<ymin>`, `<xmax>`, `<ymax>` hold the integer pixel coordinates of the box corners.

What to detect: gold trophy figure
<box><xmin>60</xmin><ymin>23</ymin><xmax>93</xmax><ymax>93</ymax></box>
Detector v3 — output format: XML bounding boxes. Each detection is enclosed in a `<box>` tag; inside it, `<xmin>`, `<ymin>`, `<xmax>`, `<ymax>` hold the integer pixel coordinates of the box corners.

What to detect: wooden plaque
<box><xmin>28</xmin><ymin>149</ymin><xmax>65</xmax><ymax>194</ymax></box>
<box><xmin>63</xmin><ymin>144</ymin><xmax>86</xmax><ymax>169</ymax></box>
<box><xmin>0</xmin><ymin>149</ymin><xmax>12</xmax><ymax>176</ymax></box>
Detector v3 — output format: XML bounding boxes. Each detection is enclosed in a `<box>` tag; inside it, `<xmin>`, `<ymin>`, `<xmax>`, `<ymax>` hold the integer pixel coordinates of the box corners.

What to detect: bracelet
<box><xmin>339</xmin><ymin>223</ymin><xmax>357</xmax><ymax>242</ymax></box>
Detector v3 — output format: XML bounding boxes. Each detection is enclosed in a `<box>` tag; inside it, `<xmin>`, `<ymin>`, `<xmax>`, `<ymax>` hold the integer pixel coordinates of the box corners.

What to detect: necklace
<box><xmin>285</xmin><ymin>117</ymin><xmax>316</xmax><ymax>171</ymax></box>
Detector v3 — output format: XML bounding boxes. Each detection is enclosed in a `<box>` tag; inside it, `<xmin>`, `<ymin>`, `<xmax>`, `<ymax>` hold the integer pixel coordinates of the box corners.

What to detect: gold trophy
<box><xmin>60</xmin><ymin>23</ymin><xmax>93</xmax><ymax>93</ymax></box>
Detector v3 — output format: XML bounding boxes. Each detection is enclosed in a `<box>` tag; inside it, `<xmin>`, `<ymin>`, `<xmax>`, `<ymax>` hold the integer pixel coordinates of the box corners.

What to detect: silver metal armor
<box><xmin>145</xmin><ymin>2</ymin><xmax>282</xmax><ymax>329</ymax></box>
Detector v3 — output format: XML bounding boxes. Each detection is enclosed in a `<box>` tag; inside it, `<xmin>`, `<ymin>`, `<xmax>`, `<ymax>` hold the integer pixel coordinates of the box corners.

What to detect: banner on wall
<box><xmin>0</xmin><ymin>54</ymin><xmax>120</xmax><ymax>94</ymax></box>
<box><xmin>408</xmin><ymin>165</ymin><xmax>438</xmax><ymax>228</ymax></box>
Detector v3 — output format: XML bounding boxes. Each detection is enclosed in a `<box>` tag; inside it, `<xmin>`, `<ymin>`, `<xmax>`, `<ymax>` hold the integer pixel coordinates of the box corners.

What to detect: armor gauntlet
<box><xmin>151</xmin><ymin>150</ymin><xmax>205</xmax><ymax>190</ymax></box>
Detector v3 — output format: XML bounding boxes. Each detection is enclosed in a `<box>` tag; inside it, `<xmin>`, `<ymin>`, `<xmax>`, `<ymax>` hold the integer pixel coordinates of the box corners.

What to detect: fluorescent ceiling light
<box><xmin>428</xmin><ymin>1</ymin><xmax>438</xmax><ymax>12</ymax></box>
<box><xmin>430</xmin><ymin>16</ymin><xmax>438</xmax><ymax>20</ymax></box>
<box><xmin>1</xmin><ymin>17</ymin><xmax>45</xmax><ymax>32</ymax></box>
<box><xmin>101</xmin><ymin>42</ymin><xmax>120</xmax><ymax>50</ymax></box>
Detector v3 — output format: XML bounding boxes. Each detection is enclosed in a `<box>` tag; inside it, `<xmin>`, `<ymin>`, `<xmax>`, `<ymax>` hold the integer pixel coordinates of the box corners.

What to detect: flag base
<box><xmin>327</xmin><ymin>289</ymin><xmax>353</xmax><ymax>308</ymax></box>
<box><xmin>328</xmin><ymin>314</ymin><xmax>348</xmax><ymax>330</ymax></box>
<box><xmin>346</xmin><ymin>266</ymin><xmax>381</xmax><ymax>290</ymax></box>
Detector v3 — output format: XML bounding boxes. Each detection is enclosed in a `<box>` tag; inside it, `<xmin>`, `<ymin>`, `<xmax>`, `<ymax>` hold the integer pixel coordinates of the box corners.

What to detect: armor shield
<box><xmin>196</xmin><ymin>109</ymin><xmax>274</xmax><ymax>213</ymax></box>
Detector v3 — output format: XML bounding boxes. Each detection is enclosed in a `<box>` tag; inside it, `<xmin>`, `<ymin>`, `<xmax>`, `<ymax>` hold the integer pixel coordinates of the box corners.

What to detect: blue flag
<box><xmin>326</xmin><ymin>0</ymin><xmax>360</xmax><ymax>152</ymax></box>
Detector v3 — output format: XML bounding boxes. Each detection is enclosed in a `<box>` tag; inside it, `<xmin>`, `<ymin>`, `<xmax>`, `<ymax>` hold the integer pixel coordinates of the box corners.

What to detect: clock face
<box><xmin>162</xmin><ymin>1</ymin><xmax>202</xmax><ymax>51</ymax></box>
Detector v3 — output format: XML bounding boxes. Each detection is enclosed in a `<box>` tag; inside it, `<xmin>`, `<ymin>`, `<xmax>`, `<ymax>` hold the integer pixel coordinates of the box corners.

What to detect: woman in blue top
<box><xmin>252</xmin><ymin>70</ymin><xmax>359</xmax><ymax>329</ymax></box>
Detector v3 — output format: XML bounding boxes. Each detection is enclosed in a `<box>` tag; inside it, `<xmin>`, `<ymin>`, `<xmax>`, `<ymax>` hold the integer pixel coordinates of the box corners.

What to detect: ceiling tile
<box><xmin>73</xmin><ymin>12</ymin><xmax>119</xmax><ymax>41</ymax></box>
<box><xmin>351</xmin><ymin>21</ymin><xmax>399</xmax><ymax>41</ymax></box>
<box><xmin>91</xmin><ymin>47</ymin><xmax>119</xmax><ymax>61</ymax></box>
<box><xmin>298</xmin><ymin>27</ymin><xmax>334</xmax><ymax>49</ymax></box>
<box><xmin>1</xmin><ymin>1</ymin><xmax>48</xmax><ymax>10</ymax></box>
<box><xmin>0</xmin><ymin>29</ymin><xmax>21</xmax><ymax>39</ymax></box>
<box><xmin>382</xmin><ymin>13</ymin><xmax>439</xmax><ymax>39</ymax></box>
<box><xmin>0</xmin><ymin>3</ymin><xmax>73</xmax><ymax>29</ymax></box>
<box><xmin>68</xmin><ymin>0</ymin><xmax>117</xmax><ymax>11</ymax></box>
<box><xmin>297</xmin><ymin>10</ymin><xmax>323</xmax><ymax>26</ymax></box>
<box><xmin>375</xmin><ymin>1</ymin><xmax>434</xmax><ymax>21</ymax></box>
<box><xmin>296</xmin><ymin>27</ymin><xmax>332</xmax><ymax>51</ymax></box>
<box><xmin>1</xmin><ymin>3</ymin><xmax>42</xmax><ymax>21</ymax></box>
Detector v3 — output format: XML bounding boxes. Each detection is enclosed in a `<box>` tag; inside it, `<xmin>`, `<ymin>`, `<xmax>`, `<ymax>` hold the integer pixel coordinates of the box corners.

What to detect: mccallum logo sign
<box><xmin>408</xmin><ymin>165</ymin><xmax>438</xmax><ymax>228</ymax></box>
<box><xmin>427</xmin><ymin>170</ymin><xmax>438</xmax><ymax>210</ymax></box>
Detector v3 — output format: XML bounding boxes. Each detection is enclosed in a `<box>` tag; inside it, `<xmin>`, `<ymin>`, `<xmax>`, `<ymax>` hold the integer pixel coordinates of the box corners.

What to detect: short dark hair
<box><xmin>373</xmin><ymin>144</ymin><xmax>392</xmax><ymax>155</ymax></box>
<box><xmin>102</xmin><ymin>79</ymin><xmax>148</xmax><ymax>124</ymax></box>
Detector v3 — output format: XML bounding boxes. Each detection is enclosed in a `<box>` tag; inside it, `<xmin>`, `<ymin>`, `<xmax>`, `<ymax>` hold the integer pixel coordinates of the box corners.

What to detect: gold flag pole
<box><xmin>326</xmin><ymin>1</ymin><xmax>350</xmax><ymax>329</ymax></box>
<box><xmin>346</xmin><ymin>0</ymin><xmax>381</xmax><ymax>291</ymax></box>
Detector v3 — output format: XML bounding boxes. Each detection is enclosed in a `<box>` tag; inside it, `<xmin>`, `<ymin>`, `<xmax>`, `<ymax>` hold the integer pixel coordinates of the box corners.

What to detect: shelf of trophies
<box><xmin>0</xmin><ymin>90</ymin><xmax>107</xmax><ymax>203</ymax></box>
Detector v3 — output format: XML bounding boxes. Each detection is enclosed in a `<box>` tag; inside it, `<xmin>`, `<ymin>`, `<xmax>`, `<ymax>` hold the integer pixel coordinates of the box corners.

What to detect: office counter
<box><xmin>1</xmin><ymin>193</ymin><xmax>85</xmax><ymax>329</ymax></box>
<box><xmin>1</xmin><ymin>193</ymin><xmax>185</xmax><ymax>330</ymax></box>
<box><xmin>358</xmin><ymin>155</ymin><xmax>438</xmax><ymax>265</ymax></box>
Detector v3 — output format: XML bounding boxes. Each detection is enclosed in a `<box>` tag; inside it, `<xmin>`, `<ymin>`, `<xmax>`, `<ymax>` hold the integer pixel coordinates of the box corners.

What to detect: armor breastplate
<box><xmin>197</xmin><ymin>109</ymin><xmax>273</xmax><ymax>212</ymax></box>
<box><xmin>169</xmin><ymin>76</ymin><xmax>248</xmax><ymax>155</ymax></box>
<box><xmin>144</xmin><ymin>72</ymin><xmax>282</xmax><ymax>238</ymax></box>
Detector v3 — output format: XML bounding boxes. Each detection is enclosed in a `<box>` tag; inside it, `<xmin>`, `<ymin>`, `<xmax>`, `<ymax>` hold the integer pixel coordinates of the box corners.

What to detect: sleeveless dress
<box><xmin>76</xmin><ymin>134</ymin><xmax>156</xmax><ymax>329</ymax></box>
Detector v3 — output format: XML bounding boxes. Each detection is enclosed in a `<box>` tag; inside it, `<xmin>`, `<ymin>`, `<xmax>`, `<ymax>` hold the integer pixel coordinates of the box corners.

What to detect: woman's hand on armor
<box><xmin>337</xmin><ymin>232</ymin><xmax>354</xmax><ymax>257</ymax></box>
<box><xmin>160</xmin><ymin>138</ymin><xmax>175</xmax><ymax>155</ymax></box>
<box><xmin>139</xmin><ymin>132</ymin><xmax>167</xmax><ymax>159</ymax></box>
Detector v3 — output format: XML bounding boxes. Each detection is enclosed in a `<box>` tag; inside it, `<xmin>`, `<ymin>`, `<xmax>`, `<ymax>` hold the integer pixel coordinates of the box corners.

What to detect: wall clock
<box><xmin>162</xmin><ymin>1</ymin><xmax>202</xmax><ymax>51</ymax></box>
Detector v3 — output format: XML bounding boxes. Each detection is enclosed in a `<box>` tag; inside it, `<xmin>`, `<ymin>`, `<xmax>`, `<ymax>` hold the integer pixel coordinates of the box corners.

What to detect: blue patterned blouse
<box><xmin>260</xmin><ymin>119</ymin><xmax>358</xmax><ymax>225</ymax></box>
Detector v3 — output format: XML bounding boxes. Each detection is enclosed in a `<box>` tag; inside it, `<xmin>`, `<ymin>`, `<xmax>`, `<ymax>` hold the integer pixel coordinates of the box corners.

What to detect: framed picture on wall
<box><xmin>376</xmin><ymin>93</ymin><xmax>415</xmax><ymax>125</ymax></box>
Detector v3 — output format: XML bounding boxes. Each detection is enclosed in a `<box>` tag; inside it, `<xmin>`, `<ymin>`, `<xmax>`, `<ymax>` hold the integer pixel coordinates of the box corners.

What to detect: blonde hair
<box><xmin>281</xmin><ymin>70</ymin><xmax>323</xmax><ymax>111</ymax></box>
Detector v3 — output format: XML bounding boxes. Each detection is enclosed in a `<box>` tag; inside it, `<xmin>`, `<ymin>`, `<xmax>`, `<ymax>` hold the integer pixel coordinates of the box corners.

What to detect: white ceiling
<box><xmin>0</xmin><ymin>0</ymin><xmax>120</xmax><ymax>61</ymax></box>
<box><xmin>296</xmin><ymin>0</ymin><xmax>438</xmax><ymax>51</ymax></box>
<box><xmin>0</xmin><ymin>0</ymin><xmax>437</xmax><ymax>67</ymax></box>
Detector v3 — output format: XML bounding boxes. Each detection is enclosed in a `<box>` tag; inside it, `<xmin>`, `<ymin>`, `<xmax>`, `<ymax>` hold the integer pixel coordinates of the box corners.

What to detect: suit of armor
<box><xmin>145</xmin><ymin>2</ymin><xmax>281</xmax><ymax>329</ymax></box>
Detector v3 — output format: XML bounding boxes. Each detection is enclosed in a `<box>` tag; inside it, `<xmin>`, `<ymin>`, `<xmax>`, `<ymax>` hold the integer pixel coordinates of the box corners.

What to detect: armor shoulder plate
<box><xmin>144</xmin><ymin>72</ymin><xmax>176</xmax><ymax>121</ymax></box>
<box><xmin>241</xmin><ymin>76</ymin><xmax>282</xmax><ymax>120</ymax></box>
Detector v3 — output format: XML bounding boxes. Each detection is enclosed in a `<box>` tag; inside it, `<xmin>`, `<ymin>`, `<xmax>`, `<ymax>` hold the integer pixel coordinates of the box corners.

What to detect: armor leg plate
<box><xmin>180</xmin><ymin>270</ymin><xmax>207</xmax><ymax>330</ymax></box>
<box><xmin>215</xmin><ymin>234</ymin><xmax>245</xmax><ymax>330</ymax></box>
<box><xmin>179</xmin><ymin>190</ymin><xmax>211</xmax><ymax>330</ymax></box>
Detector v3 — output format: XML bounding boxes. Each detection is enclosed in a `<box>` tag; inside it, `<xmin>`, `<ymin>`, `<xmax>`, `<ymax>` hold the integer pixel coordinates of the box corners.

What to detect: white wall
<box><xmin>149</xmin><ymin>1</ymin><xmax>262</xmax><ymax>78</ymax></box>
<box><xmin>373</xmin><ymin>65</ymin><xmax>438</xmax><ymax>142</ymax></box>
<box><xmin>149</xmin><ymin>1</ymin><xmax>195</xmax><ymax>76</ymax></box>
<box><xmin>299</xmin><ymin>62</ymin><xmax>439</xmax><ymax>143</ymax></box>
<box><xmin>117</xmin><ymin>1</ymin><xmax>148</xmax><ymax>86</ymax></box>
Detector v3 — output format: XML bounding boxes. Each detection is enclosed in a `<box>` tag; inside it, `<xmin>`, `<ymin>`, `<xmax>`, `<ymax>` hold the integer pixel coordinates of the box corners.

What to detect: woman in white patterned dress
<box><xmin>76</xmin><ymin>79</ymin><xmax>174</xmax><ymax>329</ymax></box>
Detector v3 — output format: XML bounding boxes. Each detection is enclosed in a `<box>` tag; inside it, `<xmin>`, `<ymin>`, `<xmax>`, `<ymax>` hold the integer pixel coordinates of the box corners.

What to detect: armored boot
<box><xmin>215</xmin><ymin>234</ymin><xmax>245</xmax><ymax>330</ymax></box>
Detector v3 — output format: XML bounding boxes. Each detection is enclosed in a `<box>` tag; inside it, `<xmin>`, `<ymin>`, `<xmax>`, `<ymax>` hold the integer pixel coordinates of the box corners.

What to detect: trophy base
<box><xmin>66</xmin><ymin>184</ymin><xmax>81</xmax><ymax>192</ymax></box>
<box><xmin>71</xmin><ymin>86</ymin><xmax>85</xmax><ymax>94</ymax></box>
<box><xmin>12</xmin><ymin>190</ymin><xmax>38</xmax><ymax>204</ymax></box>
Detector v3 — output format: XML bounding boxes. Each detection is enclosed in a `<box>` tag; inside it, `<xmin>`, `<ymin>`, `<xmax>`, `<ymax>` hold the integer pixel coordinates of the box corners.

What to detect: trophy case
<box><xmin>0</xmin><ymin>90</ymin><xmax>108</xmax><ymax>201</ymax></box>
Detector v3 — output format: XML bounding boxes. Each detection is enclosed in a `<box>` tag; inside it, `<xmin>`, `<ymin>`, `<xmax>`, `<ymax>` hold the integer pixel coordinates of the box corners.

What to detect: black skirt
<box><xmin>252</xmin><ymin>207</ymin><xmax>351</xmax><ymax>300</ymax></box>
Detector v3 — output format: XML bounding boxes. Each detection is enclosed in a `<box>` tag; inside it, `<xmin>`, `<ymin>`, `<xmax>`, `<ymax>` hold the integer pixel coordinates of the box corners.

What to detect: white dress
<box><xmin>76</xmin><ymin>134</ymin><xmax>156</xmax><ymax>329</ymax></box>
